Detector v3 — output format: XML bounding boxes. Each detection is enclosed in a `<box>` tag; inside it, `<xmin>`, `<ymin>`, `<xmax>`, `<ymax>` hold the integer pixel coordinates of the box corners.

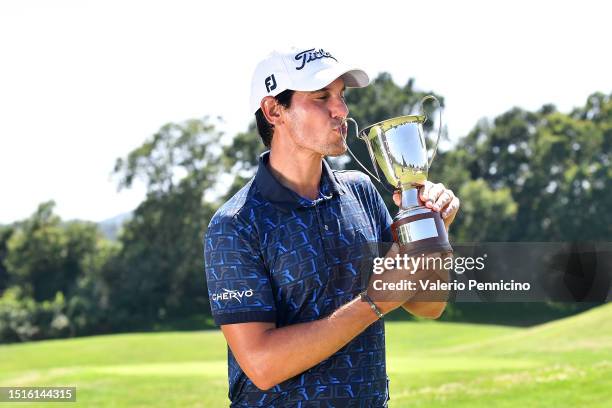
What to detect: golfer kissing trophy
<box><xmin>344</xmin><ymin>96</ymin><xmax>453</xmax><ymax>256</ymax></box>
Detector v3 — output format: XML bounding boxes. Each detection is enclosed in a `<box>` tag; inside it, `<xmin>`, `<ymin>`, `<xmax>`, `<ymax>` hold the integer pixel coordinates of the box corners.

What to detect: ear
<box><xmin>261</xmin><ymin>96</ymin><xmax>284</xmax><ymax>127</ymax></box>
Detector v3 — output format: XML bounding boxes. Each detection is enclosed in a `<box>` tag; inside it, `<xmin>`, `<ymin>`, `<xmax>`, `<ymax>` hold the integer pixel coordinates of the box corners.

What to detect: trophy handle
<box><xmin>343</xmin><ymin>117</ymin><xmax>382</xmax><ymax>183</ymax></box>
<box><xmin>419</xmin><ymin>95</ymin><xmax>443</xmax><ymax>168</ymax></box>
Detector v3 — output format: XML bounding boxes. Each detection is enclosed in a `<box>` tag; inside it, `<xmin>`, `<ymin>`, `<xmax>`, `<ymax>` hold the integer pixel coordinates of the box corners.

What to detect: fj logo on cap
<box><xmin>294</xmin><ymin>48</ymin><xmax>338</xmax><ymax>71</ymax></box>
<box><xmin>265</xmin><ymin>74</ymin><xmax>277</xmax><ymax>92</ymax></box>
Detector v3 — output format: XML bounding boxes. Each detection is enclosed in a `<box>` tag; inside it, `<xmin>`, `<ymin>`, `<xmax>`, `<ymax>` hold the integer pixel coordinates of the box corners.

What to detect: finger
<box><xmin>434</xmin><ymin>189</ymin><xmax>455</xmax><ymax>212</ymax></box>
<box><xmin>425</xmin><ymin>183</ymin><xmax>446</xmax><ymax>210</ymax></box>
<box><xmin>442</xmin><ymin>197</ymin><xmax>460</xmax><ymax>220</ymax></box>
<box><xmin>393</xmin><ymin>190</ymin><xmax>401</xmax><ymax>207</ymax></box>
<box><xmin>419</xmin><ymin>181</ymin><xmax>434</xmax><ymax>204</ymax></box>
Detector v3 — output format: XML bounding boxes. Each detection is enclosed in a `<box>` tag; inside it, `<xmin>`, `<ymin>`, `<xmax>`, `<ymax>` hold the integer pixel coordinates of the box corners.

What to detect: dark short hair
<box><xmin>255</xmin><ymin>90</ymin><xmax>294</xmax><ymax>148</ymax></box>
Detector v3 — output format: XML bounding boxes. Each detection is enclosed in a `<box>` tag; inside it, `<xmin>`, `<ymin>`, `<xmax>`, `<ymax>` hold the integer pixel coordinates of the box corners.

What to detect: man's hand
<box><xmin>393</xmin><ymin>181</ymin><xmax>460</xmax><ymax>230</ymax></box>
<box><xmin>392</xmin><ymin>181</ymin><xmax>458</xmax><ymax>318</ymax></box>
<box><xmin>366</xmin><ymin>244</ymin><xmax>448</xmax><ymax>315</ymax></box>
<box><xmin>365</xmin><ymin>243</ymin><xmax>413</xmax><ymax>314</ymax></box>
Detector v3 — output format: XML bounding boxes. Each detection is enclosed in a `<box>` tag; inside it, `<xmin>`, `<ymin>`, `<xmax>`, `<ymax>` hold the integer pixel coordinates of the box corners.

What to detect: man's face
<box><xmin>281</xmin><ymin>77</ymin><xmax>349</xmax><ymax>157</ymax></box>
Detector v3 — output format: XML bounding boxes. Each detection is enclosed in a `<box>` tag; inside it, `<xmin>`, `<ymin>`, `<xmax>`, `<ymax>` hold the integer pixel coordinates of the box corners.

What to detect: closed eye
<box><xmin>311</xmin><ymin>86</ymin><xmax>345</xmax><ymax>101</ymax></box>
<box><xmin>314</xmin><ymin>92</ymin><xmax>345</xmax><ymax>101</ymax></box>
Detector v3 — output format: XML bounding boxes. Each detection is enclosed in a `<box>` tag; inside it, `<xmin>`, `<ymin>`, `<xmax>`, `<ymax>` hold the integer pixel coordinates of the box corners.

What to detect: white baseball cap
<box><xmin>249</xmin><ymin>46</ymin><xmax>370</xmax><ymax>114</ymax></box>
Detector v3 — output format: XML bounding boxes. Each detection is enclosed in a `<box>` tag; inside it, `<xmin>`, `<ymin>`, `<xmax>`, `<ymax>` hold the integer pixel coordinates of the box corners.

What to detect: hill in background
<box><xmin>97</xmin><ymin>211</ymin><xmax>132</xmax><ymax>241</ymax></box>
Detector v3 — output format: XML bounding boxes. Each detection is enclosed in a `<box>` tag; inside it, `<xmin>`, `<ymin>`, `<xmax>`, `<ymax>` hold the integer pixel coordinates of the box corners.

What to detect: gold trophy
<box><xmin>345</xmin><ymin>96</ymin><xmax>452</xmax><ymax>256</ymax></box>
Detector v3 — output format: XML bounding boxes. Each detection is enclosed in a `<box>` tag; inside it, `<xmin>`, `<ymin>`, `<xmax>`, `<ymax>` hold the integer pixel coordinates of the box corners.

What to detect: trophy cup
<box><xmin>344</xmin><ymin>96</ymin><xmax>453</xmax><ymax>256</ymax></box>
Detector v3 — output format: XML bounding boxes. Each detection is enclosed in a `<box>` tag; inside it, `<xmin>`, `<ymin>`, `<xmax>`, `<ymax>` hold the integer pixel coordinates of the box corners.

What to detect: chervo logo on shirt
<box><xmin>211</xmin><ymin>288</ymin><xmax>254</xmax><ymax>303</ymax></box>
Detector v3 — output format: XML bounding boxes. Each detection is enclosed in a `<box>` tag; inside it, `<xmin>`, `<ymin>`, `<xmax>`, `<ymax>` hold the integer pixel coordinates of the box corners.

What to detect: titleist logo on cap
<box><xmin>294</xmin><ymin>48</ymin><xmax>338</xmax><ymax>71</ymax></box>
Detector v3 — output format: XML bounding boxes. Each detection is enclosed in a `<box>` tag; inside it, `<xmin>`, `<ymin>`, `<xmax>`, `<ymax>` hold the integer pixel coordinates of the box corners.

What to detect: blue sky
<box><xmin>1</xmin><ymin>0</ymin><xmax>610</xmax><ymax>223</ymax></box>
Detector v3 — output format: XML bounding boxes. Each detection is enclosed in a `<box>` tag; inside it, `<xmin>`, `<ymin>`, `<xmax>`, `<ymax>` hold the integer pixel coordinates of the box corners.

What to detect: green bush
<box><xmin>0</xmin><ymin>287</ymin><xmax>70</xmax><ymax>343</ymax></box>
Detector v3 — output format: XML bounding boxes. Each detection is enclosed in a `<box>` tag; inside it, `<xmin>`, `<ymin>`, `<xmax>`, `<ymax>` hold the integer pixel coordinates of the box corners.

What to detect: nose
<box><xmin>330</xmin><ymin>95</ymin><xmax>349</xmax><ymax>120</ymax></box>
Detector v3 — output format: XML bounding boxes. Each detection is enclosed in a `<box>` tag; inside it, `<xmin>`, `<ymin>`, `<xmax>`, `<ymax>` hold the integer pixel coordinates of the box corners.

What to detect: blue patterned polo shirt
<box><xmin>204</xmin><ymin>151</ymin><xmax>393</xmax><ymax>407</ymax></box>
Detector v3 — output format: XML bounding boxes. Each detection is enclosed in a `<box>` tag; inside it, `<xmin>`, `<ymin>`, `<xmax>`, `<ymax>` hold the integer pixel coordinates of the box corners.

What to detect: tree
<box><xmin>219</xmin><ymin>122</ymin><xmax>265</xmax><ymax>200</ymax></box>
<box><xmin>0</xmin><ymin>225</ymin><xmax>13</xmax><ymax>294</ymax></box>
<box><xmin>5</xmin><ymin>202</ymin><xmax>101</xmax><ymax>301</ymax></box>
<box><xmin>441</xmin><ymin>92</ymin><xmax>612</xmax><ymax>241</ymax></box>
<box><xmin>0</xmin><ymin>202</ymin><xmax>114</xmax><ymax>341</ymax></box>
<box><xmin>109</xmin><ymin>117</ymin><xmax>226</xmax><ymax>327</ymax></box>
<box><xmin>452</xmin><ymin>179</ymin><xmax>517</xmax><ymax>242</ymax></box>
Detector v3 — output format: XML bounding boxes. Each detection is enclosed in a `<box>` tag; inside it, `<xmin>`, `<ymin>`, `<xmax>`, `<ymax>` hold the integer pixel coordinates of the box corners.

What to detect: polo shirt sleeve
<box><xmin>204</xmin><ymin>213</ymin><xmax>277</xmax><ymax>326</ymax></box>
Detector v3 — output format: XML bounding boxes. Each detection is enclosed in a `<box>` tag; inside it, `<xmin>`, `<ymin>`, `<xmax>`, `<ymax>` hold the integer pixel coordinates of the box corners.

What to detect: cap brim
<box><xmin>339</xmin><ymin>69</ymin><xmax>370</xmax><ymax>88</ymax></box>
<box><xmin>295</xmin><ymin>64</ymin><xmax>370</xmax><ymax>91</ymax></box>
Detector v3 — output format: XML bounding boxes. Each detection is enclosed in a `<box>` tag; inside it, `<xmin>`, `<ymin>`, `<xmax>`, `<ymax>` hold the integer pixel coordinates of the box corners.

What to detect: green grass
<box><xmin>1</xmin><ymin>304</ymin><xmax>611</xmax><ymax>407</ymax></box>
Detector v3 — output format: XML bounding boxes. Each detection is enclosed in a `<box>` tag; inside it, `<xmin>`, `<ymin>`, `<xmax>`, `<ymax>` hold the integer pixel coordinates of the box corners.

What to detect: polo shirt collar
<box><xmin>254</xmin><ymin>151</ymin><xmax>345</xmax><ymax>210</ymax></box>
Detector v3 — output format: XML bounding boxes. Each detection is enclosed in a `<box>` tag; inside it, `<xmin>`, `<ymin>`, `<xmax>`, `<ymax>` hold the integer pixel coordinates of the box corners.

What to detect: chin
<box><xmin>322</xmin><ymin>143</ymin><xmax>347</xmax><ymax>157</ymax></box>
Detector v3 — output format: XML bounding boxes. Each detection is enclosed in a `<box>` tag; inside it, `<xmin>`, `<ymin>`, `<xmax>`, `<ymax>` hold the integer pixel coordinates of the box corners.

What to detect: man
<box><xmin>204</xmin><ymin>47</ymin><xmax>460</xmax><ymax>407</ymax></box>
